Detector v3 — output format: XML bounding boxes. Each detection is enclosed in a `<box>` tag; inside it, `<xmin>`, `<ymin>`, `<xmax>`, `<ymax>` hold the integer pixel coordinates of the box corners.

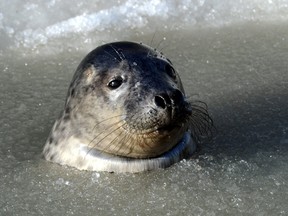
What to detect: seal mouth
<box><xmin>156</xmin><ymin>124</ymin><xmax>181</xmax><ymax>133</ymax></box>
<box><xmin>128</xmin><ymin>122</ymin><xmax>183</xmax><ymax>136</ymax></box>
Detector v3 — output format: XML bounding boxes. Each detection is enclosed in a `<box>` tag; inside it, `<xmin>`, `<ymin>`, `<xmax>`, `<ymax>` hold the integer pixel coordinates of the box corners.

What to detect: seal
<box><xmin>43</xmin><ymin>41</ymin><xmax>212</xmax><ymax>173</ymax></box>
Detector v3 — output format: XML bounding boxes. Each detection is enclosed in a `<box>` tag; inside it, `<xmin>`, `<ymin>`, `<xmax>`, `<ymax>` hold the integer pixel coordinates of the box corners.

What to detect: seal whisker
<box><xmin>87</xmin><ymin>110</ymin><xmax>153</xmax><ymax>157</ymax></box>
<box><xmin>86</xmin><ymin>118</ymin><xmax>126</xmax><ymax>151</ymax></box>
<box><xmin>110</xmin><ymin>111</ymin><xmax>153</xmax><ymax>155</ymax></box>
<box><xmin>109</xmin><ymin>45</ymin><xmax>126</xmax><ymax>61</ymax></box>
<box><xmin>95</xmin><ymin>109</ymin><xmax>164</xmax><ymax>157</ymax></box>
<box><xmin>155</xmin><ymin>37</ymin><xmax>166</xmax><ymax>51</ymax></box>
<box><xmin>104</xmin><ymin>50</ymin><xmax>121</xmax><ymax>63</ymax></box>
<box><xmin>123</xmin><ymin>110</ymin><xmax>168</xmax><ymax>155</ymax></box>
<box><xmin>112</xmin><ymin>129</ymin><xmax>134</xmax><ymax>156</ymax></box>
<box><xmin>158</xmin><ymin>42</ymin><xmax>170</xmax><ymax>54</ymax></box>
<box><xmin>91</xmin><ymin>114</ymin><xmax>125</xmax><ymax>131</ymax></box>
<box><xmin>149</xmin><ymin>30</ymin><xmax>158</xmax><ymax>47</ymax></box>
<box><xmin>98</xmin><ymin>122</ymin><xmax>130</xmax><ymax>155</ymax></box>
<box><xmin>188</xmin><ymin>103</ymin><xmax>214</xmax><ymax>143</ymax></box>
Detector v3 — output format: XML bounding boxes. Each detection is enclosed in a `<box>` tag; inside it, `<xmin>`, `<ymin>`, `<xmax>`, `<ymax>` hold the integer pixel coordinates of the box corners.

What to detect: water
<box><xmin>1</xmin><ymin>1</ymin><xmax>288</xmax><ymax>215</ymax></box>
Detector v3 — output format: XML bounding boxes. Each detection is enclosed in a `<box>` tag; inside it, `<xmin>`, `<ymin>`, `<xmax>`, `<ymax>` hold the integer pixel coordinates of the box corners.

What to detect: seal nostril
<box><xmin>154</xmin><ymin>95</ymin><xmax>167</xmax><ymax>109</ymax></box>
<box><xmin>171</xmin><ymin>89</ymin><xmax>184</xmax><ymax>104</ymax></box>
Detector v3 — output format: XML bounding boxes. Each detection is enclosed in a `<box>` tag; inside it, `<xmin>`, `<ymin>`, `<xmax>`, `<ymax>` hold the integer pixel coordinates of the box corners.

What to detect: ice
<box><xmin>1</xmin><ymin>0</ymin><xmax>288</xmax><ymax>215</ymax></box>
<box><xmin>1</xmin><ymin>0</ymin><xmax>288</xmax><ymax>52</ymax></box>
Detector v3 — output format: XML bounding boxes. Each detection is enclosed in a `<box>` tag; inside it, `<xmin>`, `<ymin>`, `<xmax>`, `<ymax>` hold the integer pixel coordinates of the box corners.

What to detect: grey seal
<box><xmin>43</xmin><ymin>41</ymin><xmax>212</xmax><ymax>173</ymax></box>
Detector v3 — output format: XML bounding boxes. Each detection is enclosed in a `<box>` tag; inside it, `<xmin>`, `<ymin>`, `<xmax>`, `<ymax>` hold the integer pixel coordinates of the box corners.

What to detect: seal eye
<box><xmin>108</xmin><ymin>77</ymin><xmax>123</xmax><ymax>90</ymax></box>
<box><xmin>165</xmin><ymin>64</ymin><xmax>177</xmax><ymax>80</ymax></box>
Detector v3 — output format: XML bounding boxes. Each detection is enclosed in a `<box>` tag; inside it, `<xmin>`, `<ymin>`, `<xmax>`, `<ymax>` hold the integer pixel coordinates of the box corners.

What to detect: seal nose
<box><xmin>171</xmin><ymin>89</ymin><xmax>185</xmax><ymax>105</ymax></box>
<box><xmin>154</xmin><ymin>94</ymin><xmax>170</xmax><ymax>109</ymax></box>
<box><xmin>154</xmin><ymin>89</ymin><xmax>184</xmax><ymax>109</ymax></box>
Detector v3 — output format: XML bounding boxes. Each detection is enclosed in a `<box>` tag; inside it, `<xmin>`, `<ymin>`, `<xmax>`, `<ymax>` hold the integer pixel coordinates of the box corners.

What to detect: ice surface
<box><xmin>1</xmin><ymin>0</ymin><xmax>288</xmax><ymax>215</ymax></box>
<box><xmin>1</xmin><ymin>0</ymin><xmax>288</xmax><ymax>52</ymax></box>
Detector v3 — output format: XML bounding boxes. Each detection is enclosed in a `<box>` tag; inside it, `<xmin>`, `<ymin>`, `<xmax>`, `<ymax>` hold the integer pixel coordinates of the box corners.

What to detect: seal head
<box><xmin>43</xmin><ymin>41</ymin><xmax>212</xmax><ymax>172</ymax></box>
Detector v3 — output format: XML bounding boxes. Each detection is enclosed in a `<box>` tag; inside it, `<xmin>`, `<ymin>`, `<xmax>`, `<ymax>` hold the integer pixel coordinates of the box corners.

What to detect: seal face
<box><xmin>43</xmin><ymin>41</ymin><xmax>212</xmax><ymax>173</ymax></box>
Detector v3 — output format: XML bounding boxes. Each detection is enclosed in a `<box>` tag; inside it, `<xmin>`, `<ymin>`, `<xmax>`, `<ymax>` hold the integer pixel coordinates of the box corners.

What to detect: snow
<box><xmin>1</xmin><ymin>0</ymin><xmax>288</xmax><ymax>52</ymax></box>
<box><xmin>0</xmin><ymin>0</ymin><xmax>288</xmax><ymax>215</ymax></box>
